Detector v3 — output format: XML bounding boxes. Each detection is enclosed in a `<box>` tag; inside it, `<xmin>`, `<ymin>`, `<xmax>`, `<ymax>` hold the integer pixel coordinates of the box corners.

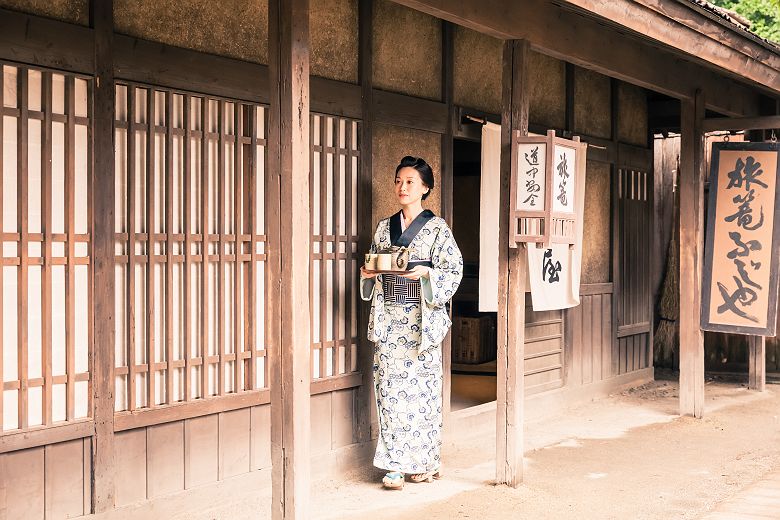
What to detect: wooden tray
<box><xmin>362</xmin><ymin>269</ymin><xmax>409</xmax><ymax>275</ymax></box>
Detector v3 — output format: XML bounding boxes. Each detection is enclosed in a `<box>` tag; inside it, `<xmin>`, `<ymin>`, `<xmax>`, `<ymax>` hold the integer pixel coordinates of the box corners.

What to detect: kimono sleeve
<box><xmin>420</xmin><ymin>222</ymin><xmax>463</xmax><ymax>308</ymax></box>
<box><xmin>360</xmin><ymin>222</ymin><xmax>383</xmax><ymax>301</ymax></box>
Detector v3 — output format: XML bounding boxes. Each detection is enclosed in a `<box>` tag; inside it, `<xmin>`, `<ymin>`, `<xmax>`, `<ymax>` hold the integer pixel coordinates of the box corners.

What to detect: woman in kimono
<box><xmin>360</xmin><ymin>156</ymin><xmax>463</xmax><ymax>490</ymax></box>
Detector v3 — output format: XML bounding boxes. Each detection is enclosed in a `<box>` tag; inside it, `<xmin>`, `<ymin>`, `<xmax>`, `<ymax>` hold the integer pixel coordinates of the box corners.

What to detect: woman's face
<box><xmin>394</xmin><ymin>167</ymin><xmax>429</xmax><ymax>206</ymax></box>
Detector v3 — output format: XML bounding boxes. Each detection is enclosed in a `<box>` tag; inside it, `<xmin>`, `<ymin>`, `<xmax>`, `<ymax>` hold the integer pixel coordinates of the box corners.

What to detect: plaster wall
<box><xmin>311</xmin><ymin>0</ymin><xmax>358</xmax><ymax>83</ymax></box>
<box><xmin>453</xmin><ymin>26</ymin><xmax>502</xmax><ymax>115</ymax></box>
<box><xmin>0</xmin><ymin>0</ymin><xmax>87</xmax><ymax>25</ymax></box>
<box><xmin>114</xmin><ymin>0</ymin><xmax>268</xmax><ymax>64</ymax></box>
<box><xmin>618</xmin><ymin>82</ymin><xmax>648</xmax><ymax>146</ymax></box>
<box><xmin>574</xmin><ymin>67</ymin><xmax>611</xmax><ymax>139</ymax></box>
<box><xmin>529</xmin><ymin>51</ymin><xmax>566</xmax><ymax>130</ymax></box>
<box><xmin>581</xmin><ymin>160</ymin><xmax>611</xmax><ymax>284</ymax></box>
<box><xmin>372</xmin><ymin>0</ymin><xmax>442</xmax><ymax>101</ymax></box>
<box><xmin>371</xmin><ymin>124</ymin><xmax>441</xmax><ymax>227</ymax></box>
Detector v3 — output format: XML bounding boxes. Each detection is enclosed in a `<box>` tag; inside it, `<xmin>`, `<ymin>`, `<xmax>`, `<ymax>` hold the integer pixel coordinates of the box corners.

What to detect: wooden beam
<box><xmin>91</xmin><ymin>0</ymin><xmax>116</xmax><ymax>513</ymax></box>
<box><xmin>372</xmin><ymin>89</ymin><xmax>448</xmax><ymax>134</ymax></box>
<box><xmin>679</xmin><ymin>89</ymin><xmax>705</xmax><ymax>418</ymax></box>
<box><xmin>702</xmin><ymin>115</ymin><xmax>780</xmax><ymax>133</ymax></box>
<box><xmin>268</xmin><ymin>0</ymin><xmax>312</xmax><ymax>518</ymax></box>
<box><xmin>496</xmin><ymin>39</ymin><xmax>529</xmax><ymax>487</ymax></box>
<box><xmin>748</xmin><ymin>336</ymin><xmax>766</xmax><ymax>392</ymax></box>
<box><xmin>557</xmin><ymin>0</ymin><xmax>780</xmax><ymax>94</ymax></box>
<box><xmin>389</xmin><ymin>0</ymin><xmax>762</xmax><ymax>117</ymax></box>
<box><xmin>0</xmin><ymin>8</ymin><xmax>94</xmax><ymax>74</ymax></box>
<box><xmin>355</xmin><ymin>0</ymin><xmax>376</xmax><ymax>446</ymax></box>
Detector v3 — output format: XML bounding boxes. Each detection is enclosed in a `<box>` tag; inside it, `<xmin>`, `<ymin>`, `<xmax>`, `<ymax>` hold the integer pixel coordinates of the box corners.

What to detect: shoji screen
<box><xmin>114</xmin><ymin>84</ymin><xmax>267</xmax><ymax>412</ymax></box>
<box><xmin>1</xmin><ymin>64</ymin><xmax>92</xmax><ymax>431</ymax></box>
<box><xmin>310</xmin><ymin>113</ymin><xmax>360</xmax><ymax>380</ymax></box>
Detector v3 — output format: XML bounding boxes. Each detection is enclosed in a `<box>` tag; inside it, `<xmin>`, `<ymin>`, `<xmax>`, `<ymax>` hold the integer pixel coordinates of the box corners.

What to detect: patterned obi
<box><xmin>381</xmin><ymin>260</ymin><xmax>432</xmax><ymax>306</ymax></box>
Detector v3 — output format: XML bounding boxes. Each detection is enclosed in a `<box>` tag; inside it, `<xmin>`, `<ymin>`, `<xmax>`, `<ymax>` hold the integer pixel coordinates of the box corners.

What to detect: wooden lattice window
<box><xmin>310</xmin><ymin>113</ymin><xmax>360</xmax><ymax>380</ymax></box>
<box><xmin>1</xmin><ymin>64</ymin><xmax>92</xmax><ymax>432</ymax></box>
<box><xmin>114</xmin><ymin>83</ymin><xmax>268</xmax><ymax>412</ymax></box>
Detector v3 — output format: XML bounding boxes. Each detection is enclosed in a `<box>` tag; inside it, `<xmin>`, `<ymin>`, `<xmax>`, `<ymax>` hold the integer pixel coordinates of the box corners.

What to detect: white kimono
<box><xmin>361</xmin><ymin>212</ymin><xmax>463</xmax><ymax>473</ymax></box>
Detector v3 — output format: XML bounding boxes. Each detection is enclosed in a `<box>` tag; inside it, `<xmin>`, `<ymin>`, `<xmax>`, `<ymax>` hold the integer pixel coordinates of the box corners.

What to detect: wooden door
<box><xmin>614</xmin><ymin>145</ymin><xmax>654</xmax><ymax>375</ymax></box>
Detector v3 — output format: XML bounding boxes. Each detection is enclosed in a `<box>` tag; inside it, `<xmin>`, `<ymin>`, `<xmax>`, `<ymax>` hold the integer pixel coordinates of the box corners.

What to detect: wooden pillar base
<box><xmin>748</xmin><ymin>336</ymin><xmax>766</xmax><ymax>392</ymax></box>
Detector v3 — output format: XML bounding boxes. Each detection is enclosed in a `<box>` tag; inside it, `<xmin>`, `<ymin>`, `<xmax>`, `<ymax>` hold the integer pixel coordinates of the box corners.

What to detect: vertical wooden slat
<box><xmin>343</xmin><ymin>120</ymin><xmax>353</xmax><ymax>376</ymax></box>
<box><xmin>127</xmin><ymin>87</ymin><xmax>137</xmax><ymax>411</ymax></box>
<box><xmin>247</xmin><ymin>105</ymin><xmax>257</xmax><ymax>390</ymax></box>
<box><xmin>146</xmin><ymin>88</ymin><xmax>156</xmax><ymax>408</ymax></box>
<box><xmin>319</xmin><ymin>115</ymin><xmax>327</xmax><ymax>380</ymax></box>
<box><xmin>331</xmin><ymin>117</ymin><xmax>339</xmax><ymax>378</ymax></box>
<box><xmin>18</xmin><ymin>68</ymin><xmax>29</xmax><ymax>430</ymax></box>
<box><xmin>679</xmin><ymin>90</ymin><xmax>706</xmax><ymax>418</ymax></box>
<box><xmin>0</xmin><ymin>64</ymin><xmax>5</xmax><ymax>431</ymax></box>
<box><xmin>496</xmin><ymin>39</ymin><xmax>529</xmax><ymax>488</ymax></box>
<box><xmin>582</xmin><ymin>295</ymin><xmax>593</xmax><ymax>384</ymax></box>
<box><xmin>66</xmin><ymin>75</ymin><xmax>77</xmax><ymax>420</ymax></box>
<box><xmin>42</xmin><ymin>72</ymin><xmax>53</xmax><ymax>425</ymax></box>
<box><xmin>233</xmin><ymin>103</ymin><xmax>241</xmax><ymax>392</ymax></box>
<box><xmin>165</xmin><ymin>92</ymin><xmax>174</xmax><ymax>403</ymax></box>
<box><xmin>183</xmin><ymin>94</ymin><xmax>192</xmax><ymax>401</ymax></box>
<box><xmin>591</xmin><ymin>294</ymin><xmax>602</xmax><ymax>382</ymax></box>
<box><xmin>308</xmin><ymin>115</ymin><xmax>316</xmax><ymax>378</ymax></box>
<box><xmin>602</xmin><ymin>292</ymin><xmax>611</xmax><ymax>379</ymax></box>
<box><xmin>269</xmin><ymin>0</ymin><xmax>312</xmax><ymax>516</ymax></box>
<box><xmin>218</xmin><ymin>100</ymin><xmax>226</xmax><ymax>395</ymax></box>
<box><xmin>201</xmin><ymin>98</ymin><xmax>209</xmax><ymax>398</ymax></box>
<box><xmin>92</xmin><ymin>0</ymin><xmax>117</xmax><ymax>509</ymax></box>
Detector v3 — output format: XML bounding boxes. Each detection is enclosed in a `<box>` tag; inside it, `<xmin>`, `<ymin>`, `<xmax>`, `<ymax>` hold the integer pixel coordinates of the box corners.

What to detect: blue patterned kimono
<box><xmin>360</xmin><ymin>212</ymin><xmax>463</xmax><ymax>473</ymax></box>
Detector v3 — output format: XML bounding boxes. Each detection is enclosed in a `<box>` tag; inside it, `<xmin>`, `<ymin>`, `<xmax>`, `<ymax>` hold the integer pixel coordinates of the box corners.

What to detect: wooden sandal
<box><xmin>382</xmin><ymin>471</ymin><xmax>404</xmax><ymax>490</ymax></box>
<box><xmin>408</xmin><ymin>470</ymin><xmax>441</xmax><ymax>483</ymax></box>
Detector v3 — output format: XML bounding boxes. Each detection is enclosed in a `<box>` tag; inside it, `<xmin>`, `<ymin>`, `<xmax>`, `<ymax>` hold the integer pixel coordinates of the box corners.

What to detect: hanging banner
<box><xmin>527</xmin><ymin>243</ymin><xmax>579</xmax><ymax>310</ymax></box>
<box><xmin>701</xmin><ymin>142</ymin><xmax>780</xmax><ymax>336</ymax></box>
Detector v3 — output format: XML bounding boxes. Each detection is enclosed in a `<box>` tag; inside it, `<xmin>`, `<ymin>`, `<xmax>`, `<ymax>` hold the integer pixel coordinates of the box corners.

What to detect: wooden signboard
<box><xmin>702</xmin><ymin>142</ymin><xmax>780</xmax><ymax>336</ymax></box>
<box><xmin>510</xmin><ymin>130</ymin><xmax>586</xmax><ymax>247</ymax></box>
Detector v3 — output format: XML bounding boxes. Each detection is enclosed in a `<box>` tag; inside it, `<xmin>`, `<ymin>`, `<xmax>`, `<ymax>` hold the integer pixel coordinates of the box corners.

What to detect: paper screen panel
<box><xmin>1</xmin><ymin>64</ymin><xmax>92</xmax><ymax>432</ymax></box>
<box><xmin>310</xmin><ymin>114</ymin><xmax>360</xmax><ymax>380</ymax></box>
<box><xmin>114</xmin><ymin>83</ymin><xmax>268</xmax><ymax>414</ymax></box>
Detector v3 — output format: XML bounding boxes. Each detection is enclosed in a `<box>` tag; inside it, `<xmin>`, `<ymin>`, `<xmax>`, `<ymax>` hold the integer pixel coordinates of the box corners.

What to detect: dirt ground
<box><xmin>313</xmin><ymin>376</ymin><xmax>780</xmax><ymax>520</ymax></box>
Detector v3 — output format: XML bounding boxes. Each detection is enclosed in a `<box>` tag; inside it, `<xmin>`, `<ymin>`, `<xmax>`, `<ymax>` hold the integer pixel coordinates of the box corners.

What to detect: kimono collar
<box><xmin>390</xmin><ymin>209</ymin><xmax>435</xmax><ymax>247</ymax></box>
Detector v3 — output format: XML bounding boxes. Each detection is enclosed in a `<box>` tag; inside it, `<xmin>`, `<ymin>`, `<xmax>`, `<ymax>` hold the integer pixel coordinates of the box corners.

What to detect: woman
<box><xmin>360</xmin><ymin>156</ymin><xmax>463</xmax><ymax>490</ymax></box>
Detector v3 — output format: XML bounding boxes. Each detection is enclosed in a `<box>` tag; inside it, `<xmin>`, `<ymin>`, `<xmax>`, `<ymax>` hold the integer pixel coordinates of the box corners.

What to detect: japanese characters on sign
<box><xmin>702</xmin><ymin>143</ymin><xmax>780</xmax><ymax>336</ymax></box>
<box><xmin>552</xmin><ymin>145</ymin><xmax>576</xmax><ymax>214</ymax></box>
<box><xmin>516</xmin><ymin>143</ymin><xmax>547</xmax><ymax>211</ymax></box>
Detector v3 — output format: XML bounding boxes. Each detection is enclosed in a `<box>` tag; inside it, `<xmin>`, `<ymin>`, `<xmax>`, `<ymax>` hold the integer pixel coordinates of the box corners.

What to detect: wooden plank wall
<box><xmin>615</xmin><ymin>167</ymin><xmax>653</xmax><ymax>375</ymax></box>
<box><xmin>0</xmin><ymin>438</ymin><xmax>91</xmax><ymax>519</ymax></box>
<box><xmin>524</xmin><ymin>292</ymin><xmax>565</xmax><ymax>395</ymax></box>
<box><xmin>565</xmin><ymin>284</ymin><xmax>613</xmax><ymax>386</ymax></box>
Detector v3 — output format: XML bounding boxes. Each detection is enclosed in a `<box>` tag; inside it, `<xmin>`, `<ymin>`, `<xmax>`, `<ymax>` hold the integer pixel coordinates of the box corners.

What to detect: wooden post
<box><xmin>91</xmin><ymin>0</ymin><xmax>115</xmax><ymax>512</ymax></box>
<box><xmin>440</xmin><ymin>20</ymin><xmax>455</xmax><ymax>446</ymax></box>
<box><xmin>748</xmin><ymin>336</ymin><xmax>766</xmax><ymax>391</ymax></box>
<box><xmin>679</xmin><ymin>90</ymin><xmax>705</xmax><ymax>418</ymax></box>
<box><xmin>268</xmin><ymin>0</ymin><xmax>311</xmax><ymax>518</ymax></box>
<box><xmin>356</xmin><ymin>0</ymin><xmax>376</xmax><ymax>444</ymax></box>
<box><xmin>496</xmin><ymin>39</ymin><xmax>529</xmax><ymax>487</ymax></box>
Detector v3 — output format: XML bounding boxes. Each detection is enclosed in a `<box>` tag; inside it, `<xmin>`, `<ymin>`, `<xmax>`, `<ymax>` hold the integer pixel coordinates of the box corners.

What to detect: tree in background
<box><xmin>710</xmin><ymin>0</ymin><xmax>780</xmax><ymax>41</ymax></box>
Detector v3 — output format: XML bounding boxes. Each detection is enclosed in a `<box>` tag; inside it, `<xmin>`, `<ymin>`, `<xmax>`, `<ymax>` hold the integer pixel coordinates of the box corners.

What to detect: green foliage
<box><xmin>710</xmin><ymin>0</ymin><xmax>780</xmax><ymax>41</ymax></box>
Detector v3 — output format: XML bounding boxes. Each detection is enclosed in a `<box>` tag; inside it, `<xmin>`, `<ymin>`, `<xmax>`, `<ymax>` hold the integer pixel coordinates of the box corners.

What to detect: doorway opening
<box><xmin>451</xmin><ymin>137</ymin><xmax>498</xmax><ymax>411</ymax></box>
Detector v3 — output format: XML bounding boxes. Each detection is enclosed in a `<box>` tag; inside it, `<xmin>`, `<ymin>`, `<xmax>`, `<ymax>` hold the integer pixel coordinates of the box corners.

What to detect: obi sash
<box><xmin>383</xmin><ymin>210</ymin><xmax>435</xmax><ymax>305</ymax></box>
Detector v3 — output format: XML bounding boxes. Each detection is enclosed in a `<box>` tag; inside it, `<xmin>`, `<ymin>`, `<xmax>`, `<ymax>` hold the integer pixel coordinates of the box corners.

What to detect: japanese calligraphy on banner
<box><xmin>527</xmin><ymin>244</ymin><xmax>580</xmax><ymax>311</ymax></box>
<box><xmin>552</xmin><ymin>145</ymin><xmax>575</xmax><ymax>214</ymax></box>
<box><xmin>702</xmin><ymin>142</ymin><xmax>780</xmax><ymax>336</ymax></box>
<box><xmin>517</xmin><ymin>142</ymin><xmax>547</xmax><ymax>210</ymax></box>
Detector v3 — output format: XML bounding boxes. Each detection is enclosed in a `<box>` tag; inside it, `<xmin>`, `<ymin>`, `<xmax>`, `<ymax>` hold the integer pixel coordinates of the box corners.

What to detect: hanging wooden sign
<box><xmin>510</xmin><ymin>130</ymin><xmax>587</xmax><ymax>247</ymax></box>
<box><xmin>701</xmin><ymin>141</ymin><xmax>780</xmax><ymax>336</ymax></box>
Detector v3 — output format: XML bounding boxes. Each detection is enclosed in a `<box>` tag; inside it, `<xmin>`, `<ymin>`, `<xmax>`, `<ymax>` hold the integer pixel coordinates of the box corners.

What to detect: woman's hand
<box><xmin>398</xmin><ymin>265</ymin><xmax>430</xmax><ymax>281</ymax></box>
<box><xmin>360</xmin><ymin>266</ymin><xmax>378</xmax><ymax>279</ymax></box>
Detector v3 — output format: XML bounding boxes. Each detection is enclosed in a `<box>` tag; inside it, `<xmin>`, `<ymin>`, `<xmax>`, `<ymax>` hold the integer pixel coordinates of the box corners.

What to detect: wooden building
<box><xmin>0</xmin><ymin>0</ymin><xmax>778</xmax><ymax>518</ymax></box>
